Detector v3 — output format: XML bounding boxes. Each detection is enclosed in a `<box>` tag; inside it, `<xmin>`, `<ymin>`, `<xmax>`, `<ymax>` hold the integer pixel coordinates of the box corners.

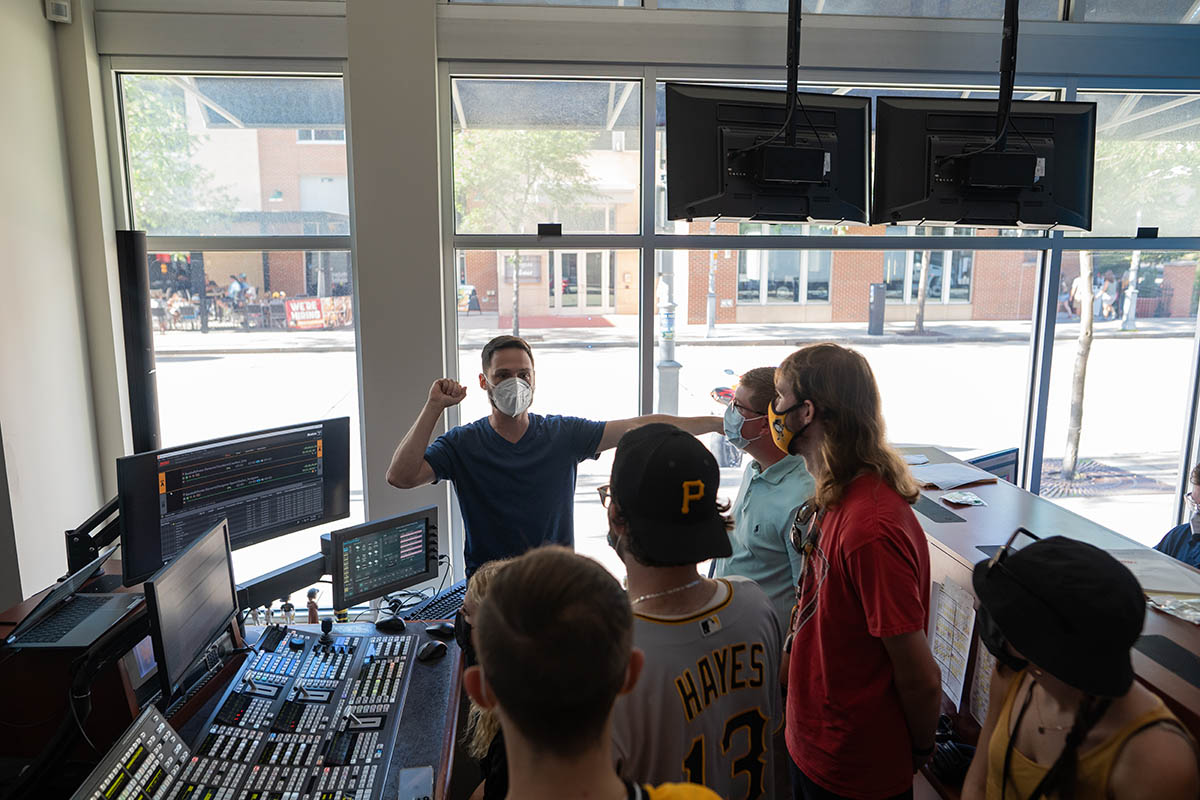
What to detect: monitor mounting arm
<box><xmin>64</xmin><ymin>496</ymin><xmax>121</xmax><ymax>575</ymax></box>
<box><xmin>784</xmin><ymin>0</ymin><xmax>802</xmax><ymax>147</ymax></box>
<box><xmin>994</xmin><ymin>0</ymin><xmax>1020</xmax><ymax>148</ymax></box>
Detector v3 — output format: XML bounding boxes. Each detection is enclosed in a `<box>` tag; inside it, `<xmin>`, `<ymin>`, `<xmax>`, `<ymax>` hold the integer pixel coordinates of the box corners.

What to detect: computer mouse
<box><xmin>425</xmin><ymin>621</ymin><xmax>455</xmax><ymax>639</ymax></box>
<box><xmin>374</xmin><ymin>613</ymin><xmax>406</xmax><ymax>633</ymax></box>
<box><xmin>417</xmin><ymin>640</ymin><xmax>447</xmax><ymax>662</ymax></box>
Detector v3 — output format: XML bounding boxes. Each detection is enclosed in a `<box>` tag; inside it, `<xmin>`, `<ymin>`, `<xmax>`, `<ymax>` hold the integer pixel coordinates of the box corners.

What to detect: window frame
<box><xmin>440</xmin><ymin>60</ymin><xmax>1200</xmax><ymax>520</ymax></box>
<box><xmin>94</xmin><ymin>12</ymin><xmax>1200</xmax><ymax>576</ymax></box>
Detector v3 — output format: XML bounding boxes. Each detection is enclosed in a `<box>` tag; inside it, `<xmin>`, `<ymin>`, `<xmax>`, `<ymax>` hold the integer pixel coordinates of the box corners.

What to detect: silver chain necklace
<box><xmin>631</xmin><ymin>578</ymin><xmax>703</xmax><ymax>606</ymax></box>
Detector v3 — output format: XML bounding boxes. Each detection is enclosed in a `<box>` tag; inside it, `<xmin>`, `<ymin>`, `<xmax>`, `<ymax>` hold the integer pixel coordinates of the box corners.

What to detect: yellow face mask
<box><xmin>768</xmin><ymin>399</ymin><xmax>806</xmax><ymax>454</ymax></box>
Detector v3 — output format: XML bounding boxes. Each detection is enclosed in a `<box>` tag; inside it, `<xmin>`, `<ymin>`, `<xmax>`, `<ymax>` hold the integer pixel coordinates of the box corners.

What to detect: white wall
<box><xmin>346</xmin><ymin>0</ymin><xmax>452</xmax><ymax>573</ymax></box>
<box><xmin>0</xmin><ymin>0</ymin><xmax>104</xmax><ymax>599</ymax></box>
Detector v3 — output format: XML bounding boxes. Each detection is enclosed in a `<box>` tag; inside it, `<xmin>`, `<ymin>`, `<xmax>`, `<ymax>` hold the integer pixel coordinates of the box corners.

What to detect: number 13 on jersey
<box><xmin>682</xmin><ymin>708</ymin><xmax>769</xmax><ymax>800</ymax></box>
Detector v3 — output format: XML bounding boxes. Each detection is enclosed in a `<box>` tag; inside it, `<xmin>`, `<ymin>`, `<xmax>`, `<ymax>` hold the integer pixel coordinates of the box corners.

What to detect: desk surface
<box><xmin>906</xmin><ymin>446</ymin><xmax>1200</xmax><ymax>738</ymax></box>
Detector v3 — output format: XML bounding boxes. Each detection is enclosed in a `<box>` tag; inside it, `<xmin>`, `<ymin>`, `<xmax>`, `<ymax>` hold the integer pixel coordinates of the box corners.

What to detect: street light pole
<box><xmin>706</xmin><ymin>220</ymin><xmax>717</xmax><ymax>338</ymax></box>
<box><xmin>656</xmin><ymin>251</ymin><xmax>681</xmax><ymax>414</ymax></box>
<box><xmin>1121</xmin><ymin>212</ymin><xmax>1143</xmax><ymax>332</ymax></box>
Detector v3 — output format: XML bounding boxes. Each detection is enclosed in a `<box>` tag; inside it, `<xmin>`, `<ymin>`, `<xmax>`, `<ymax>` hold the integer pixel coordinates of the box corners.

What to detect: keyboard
<box><xmin>405</xmin><ymin>580</ymin><xmax>467</xmax><ymax>620</ymax></box>
<box><xmin>17</xmin><ymin>595</ymin><xmax>107</xmax><ymax>643</ymax></box>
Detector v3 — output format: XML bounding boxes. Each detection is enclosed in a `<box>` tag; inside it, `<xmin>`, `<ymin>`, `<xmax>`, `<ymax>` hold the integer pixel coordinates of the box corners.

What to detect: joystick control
<box><xmin>319</xmin><ymin>617</ymin><xmax>335</xmax><ymax>647</ymax></box>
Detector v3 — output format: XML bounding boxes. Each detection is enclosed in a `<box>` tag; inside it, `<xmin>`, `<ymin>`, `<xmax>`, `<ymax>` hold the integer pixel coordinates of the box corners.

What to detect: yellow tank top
<box><xmin>985</xmin><ymin>670</ymin><xmax>1187</xmax><ymax>800</ymax></box>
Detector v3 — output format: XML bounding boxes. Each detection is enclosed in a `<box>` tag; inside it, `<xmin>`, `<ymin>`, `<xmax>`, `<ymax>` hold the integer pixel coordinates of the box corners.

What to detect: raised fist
<box><xmin>429</xmin><ymin>378</ymin><xmax>467</xmax><ymax>409</ymax></box>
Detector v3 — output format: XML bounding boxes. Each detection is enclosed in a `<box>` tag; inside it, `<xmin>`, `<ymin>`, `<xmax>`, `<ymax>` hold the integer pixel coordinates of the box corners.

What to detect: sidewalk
<box><xmin>153</xmin><ymin>315</ymin><xmax>1199</xmax><ymax>355</ymax></box>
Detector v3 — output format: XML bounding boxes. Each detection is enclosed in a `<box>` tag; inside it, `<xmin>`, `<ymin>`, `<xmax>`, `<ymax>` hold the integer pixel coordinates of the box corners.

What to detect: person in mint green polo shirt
<box><xmin>711</xmin><ymin>366</ymin><xmax>815</xmax><ymax>627</ymax></box>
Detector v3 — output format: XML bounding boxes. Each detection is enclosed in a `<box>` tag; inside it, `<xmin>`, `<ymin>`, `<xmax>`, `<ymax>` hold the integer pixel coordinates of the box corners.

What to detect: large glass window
<box><xmin>446</xmin><ymin>68</ymin><xmax>1200</xmax><ymax>585</ymax></box>
<box><xmin>1071</xmin><ymin>0</ymin><xmax>1200</xmax><ymax>23</ymax></box>
<box><xmin>455</xmin><ymin>249</ymin><xmax>641</xmax><ymax>576</ymax></box>
<box><xmin>884</xmin><ymin>229</ymin><xmax>977</xmax><ymax>305</ymax></box>
<box><xmin>120</xmin><ymin>75</ymin><xmax>348</xmax><ymax>237</ymax></box>
<box><xmin>658</xmin><ymin>0</ymin><xmax>1059</xmax><ymax>16</ymax></box>
<box><xmin>147</xmin><ymin>249</ymin><xmax>362</xmax><ymax>580</ymax></box>
<box><xmin>451</xmin><ymin>0</ymin><xmax>636</xmax><ymax>4</ymax></box>
<box><xmin>452</xmin><ymin>78</ymin><xmax>641</xmax><ymax>235</ymax></box>
<box><xmin>653</xmin><ymin>248</ymin><xmax>1044</xmax><ymax>457</ymax></box>
<box><xmin>1076</xmin><ymin>91</ymin><xmax>1200</xmax><ymax>238</ymax></box>
<box><xmin>736</xmin><ymin>249</ymin><xmax>834</xmax><ymax>306</ymax></box>
<box><xmin>1041</xmin><ymin>251</ymin><xmax>1200</xmax><ymax>544</ymax></box>
<box><xmin>120</xmin><ymin>73</ymin><xmax>360</xmax><ymax>594</ymax></box>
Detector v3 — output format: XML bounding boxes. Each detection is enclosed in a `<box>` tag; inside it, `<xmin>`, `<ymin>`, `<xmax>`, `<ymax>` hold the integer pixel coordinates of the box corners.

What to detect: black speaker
<box><xmin>116</xmin><ymin>230</ymin><xmax>161</xmax><ymax>454</ymax></box>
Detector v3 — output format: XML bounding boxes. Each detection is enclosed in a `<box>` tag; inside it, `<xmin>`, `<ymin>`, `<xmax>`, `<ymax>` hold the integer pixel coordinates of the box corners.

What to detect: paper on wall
<box><xmin>970</xmin><ymin>645</ymin><xmax>997</xmax><ymax>724</ymax></box>
<box><xmin>931</xmin><ymin>578</ymin><xmax>976</xmax><ymax>709</ymax></box>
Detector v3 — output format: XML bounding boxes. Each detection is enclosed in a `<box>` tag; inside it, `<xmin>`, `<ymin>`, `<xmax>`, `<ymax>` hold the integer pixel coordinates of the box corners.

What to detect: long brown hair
<box><xmin>463</xmin><ymin>558</ymin><xmax>513</xmax><ymax>758</ymax></box>
<box><xmin>777</xmin><ymin>343</ymin><xmax>918</xmax><ymax>508</ymax></box>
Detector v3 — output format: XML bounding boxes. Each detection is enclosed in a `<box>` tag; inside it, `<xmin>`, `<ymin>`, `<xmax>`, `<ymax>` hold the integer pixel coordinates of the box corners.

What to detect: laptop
<box><xmin>5</xmin><ymin>544</ymin><xmax>144</xmax><ymax>649</ymax></box>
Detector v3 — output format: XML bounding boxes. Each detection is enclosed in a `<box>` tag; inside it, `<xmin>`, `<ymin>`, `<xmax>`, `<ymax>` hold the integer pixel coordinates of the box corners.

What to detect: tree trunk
<box><xmin>1062</xmin><ymin>251</ymin><xmax>1095</xmax><ymax>479</ymax></box>
<box><xmin>914</xmin><ymin>249</ymin><xmax>932</xmax><ymax>334</ymax></box>
<box><xmin>511</xmin><ymin>250</ymin><xmax>521</xmax><ymax>337</ymax></box>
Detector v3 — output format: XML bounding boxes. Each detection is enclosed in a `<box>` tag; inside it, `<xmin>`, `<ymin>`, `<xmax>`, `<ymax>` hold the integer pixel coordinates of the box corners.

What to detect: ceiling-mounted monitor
<box><xmin>872</xmin><ymin>97</ymin><xmax>1097</xmax><ymax>230</ymax></box>
<box><xmin>665</xmin><ymin>83</ymin><xmax>871</xmax><ymax>225</ymax></box>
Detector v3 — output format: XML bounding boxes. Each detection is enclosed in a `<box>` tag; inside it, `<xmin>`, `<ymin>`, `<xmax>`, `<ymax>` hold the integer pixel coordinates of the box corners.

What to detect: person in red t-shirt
<box><xmin>771</xmin><ymin>343</ymin><xmax>942</xmax><ymax>800</ymax></box>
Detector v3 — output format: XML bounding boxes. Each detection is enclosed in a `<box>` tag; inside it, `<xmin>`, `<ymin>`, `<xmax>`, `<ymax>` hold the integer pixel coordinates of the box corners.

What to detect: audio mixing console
<box><xmin>70</xmin><ymin>625</ymin><xmax>418</xmax><ymax>800</ymax></box>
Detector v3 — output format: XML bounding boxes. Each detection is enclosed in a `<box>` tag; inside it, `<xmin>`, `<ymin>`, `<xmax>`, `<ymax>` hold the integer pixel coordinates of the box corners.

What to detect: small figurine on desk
<box><xmin>280</xmin><ymin>595</ymin><xmax>296</xmax><ymax>625</ymax></box>
<box><xmin>264</xmin><ymin>600</ymin><xmax>275</xmax><ymax>625</ymax></box>
<box><xmin>307</xmin><ymin>588</ymin><xmax>320</xmax><ymax>624</ymax></box>
<box><xmin>248</xmin><ymin>606</ymin><xmax>261</xmax><ymax>626</ymax></box>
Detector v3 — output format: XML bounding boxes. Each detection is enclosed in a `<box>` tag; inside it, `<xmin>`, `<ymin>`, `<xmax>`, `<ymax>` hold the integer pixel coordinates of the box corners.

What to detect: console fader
<box><xmin>72</xmin><ymin>626</ymin><xmax>417</xmax><ymax>800</ymax></box>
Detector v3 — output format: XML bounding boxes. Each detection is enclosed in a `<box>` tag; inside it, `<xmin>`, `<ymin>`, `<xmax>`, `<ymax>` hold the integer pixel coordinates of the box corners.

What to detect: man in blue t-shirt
<box><xmin>1154</xmin><ymin>463</ymin><xmax>1200</xmax><ymax>569</ymax></box>
<box><xmin>386</xmin><ymin>335</ymin><xmax>722</xmax><ymax>575</ymax></box>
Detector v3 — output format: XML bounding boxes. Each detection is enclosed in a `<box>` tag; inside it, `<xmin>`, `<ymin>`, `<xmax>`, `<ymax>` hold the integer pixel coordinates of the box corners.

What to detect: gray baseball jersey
<box><xmin>611</xmin><ymin>577</ymin><xmax>783</xmax><ymax>800</ymax></box>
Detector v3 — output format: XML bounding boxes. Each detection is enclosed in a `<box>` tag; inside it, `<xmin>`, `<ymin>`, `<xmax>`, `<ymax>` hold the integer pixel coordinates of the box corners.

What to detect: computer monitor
<box><xmin>968</xmin><ymin>448</ymin><xmax>1020</xmax><ymax>484</ymax></box>
<box><xmin>117</xmin><ymin>417</ymin><xmax>351</xmax><ymax>586</ymax></box>
<box><xmin>331</xmin><ymin>507</ymin><xmax>439</xmax><ymax>610</ymax></box>
<box><xmin>143</xmin><ymin>518</ymin><xmax>238</xmax><ymax>706</ymax></box>
<box><xmin>665</xmin><ymin>83</ymin><xmax>871</xmax><ymax>224</ymax></box>
<box><xmin>873</xmin><ymin>97</ymin><xmax>1097</xmax><ymax>230</ymax></box>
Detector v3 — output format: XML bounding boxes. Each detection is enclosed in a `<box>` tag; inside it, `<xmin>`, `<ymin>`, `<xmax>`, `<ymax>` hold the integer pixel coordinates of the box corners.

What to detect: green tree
<box><xmin>1061</xmin><ymin>135</ymin><xmax>1200</xmax><ymax>479</ymax></box>
<box><xmin>123</xmin><ymin>77</ymin><xmax>235</xmax><ymax>235</ymax></box>
<box><xmin>453</xmin><ymin>128</ymin><xmax>597</xmax><ymax>335</ymax></box>
<box><xmin>1091</xmin><ymin>139</ymin><xmax>1200</xmax><ymax>236</ymax></box>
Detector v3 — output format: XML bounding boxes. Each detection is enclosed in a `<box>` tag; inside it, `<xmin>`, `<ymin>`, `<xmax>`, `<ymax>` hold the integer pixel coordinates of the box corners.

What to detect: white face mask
<box><xmin>487</xmin><ymin>376</ymin><xmax>533</xmax><ymax>417</ymax></box>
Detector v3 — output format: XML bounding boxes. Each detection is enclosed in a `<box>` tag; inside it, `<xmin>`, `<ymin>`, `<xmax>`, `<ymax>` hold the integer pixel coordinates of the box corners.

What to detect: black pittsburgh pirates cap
<box><xmin>610</xmin><ymin>423</ymin><xmax>732</xmax><ymax>564</ymax></box>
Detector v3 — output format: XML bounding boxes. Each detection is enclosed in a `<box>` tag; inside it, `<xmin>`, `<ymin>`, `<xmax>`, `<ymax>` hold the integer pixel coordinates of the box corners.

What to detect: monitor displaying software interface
<box><xmin>118</xmin><ymin>418</ymin><xmax>350</xmax><ymax>585</ymax></box>
<box><xmin>144</xmin><ymin>518</ymin><xmax>239</xmax><ymax>703</ymax></box>
<box><xmin>332</xmin><ymin>508</ymin><xmax>438</xmax><ymax>610</ymax></box>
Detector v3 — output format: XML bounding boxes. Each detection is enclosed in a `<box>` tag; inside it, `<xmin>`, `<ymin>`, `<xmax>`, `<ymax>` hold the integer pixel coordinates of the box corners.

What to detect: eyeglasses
<box><xmin>789</xmin><ymin>499</ymin><xmax>822</xmax><ymax>556</ymax></box>
<box><xmin>598</xmin><ymin>484</ymin><xmax>612</xmax><ymax>508</ymax></box>
<box><xmin>984</xmin><ymin>526</ymin><xmax>1074</xmax><ymax>632</ymax></box>
<box><xmin>986</xmin><ymin>526</ymin><xmax>1041</xmax><ymax>570</ymax></box>
<box><xmin>732</xmin><ymin>400</ymin><xmax>767</xmax><ymax>418</ymax></box>
<box><xmin>1187</xmin><ymin>493</ymin><xmax>1199</xmax><ymax>514</ymax></box>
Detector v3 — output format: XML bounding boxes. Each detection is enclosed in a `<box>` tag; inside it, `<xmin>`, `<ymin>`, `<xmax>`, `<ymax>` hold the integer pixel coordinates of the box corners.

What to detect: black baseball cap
<box><xmin>972</xmin><ymin>536</ymin><xmax>1145</xmax><ymax>697</ymax></box>
<box><xmin>610</xmin><ymin>423</ymin><xmax>732</xmax><ymax>564</ymax></box>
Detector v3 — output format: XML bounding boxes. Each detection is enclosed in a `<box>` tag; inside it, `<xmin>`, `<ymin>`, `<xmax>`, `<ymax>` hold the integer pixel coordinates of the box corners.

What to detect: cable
<box><xmin>934</xmin><ymin>0</ymin><xmax>1023</xmax><ymax>178</ymax></box>
<box><xmin>68</xmin><ymin>685</ymin><xmax>98</xmax><ymax>754</ymax></box>
<box><xmin>729</xmin><ymin>0</ymin><xmax>823</xmax><ymax>161</ymax></box>
<box><xmin>0</xmin><ymin>708</ymin><xmax>65</xmax><ymax>730</ymax></box>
